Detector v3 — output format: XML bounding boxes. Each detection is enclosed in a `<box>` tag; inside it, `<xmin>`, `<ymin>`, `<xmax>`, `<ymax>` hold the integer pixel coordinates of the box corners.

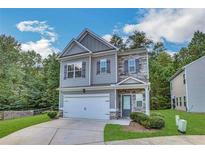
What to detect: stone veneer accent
<box><xmin>118</xmin><ymin>89</ymin><xmax>146</xmax><ymax>114</ymax></box>
<box><xmin>118</xmin><ymin>52</ymin><xmax>148</xmax><ymax>82</ymax></box>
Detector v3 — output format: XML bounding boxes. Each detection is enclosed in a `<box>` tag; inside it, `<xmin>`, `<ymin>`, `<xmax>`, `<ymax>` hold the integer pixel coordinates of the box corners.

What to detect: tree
<box><xmin>42</xmin><ymin>53</ymin><xmax>60</xmax><ymax>108</ymax></box>
<box><xmin>153</xmin><ymin>42</ymin><xmax>166</xmax><ymax>55</ymax></box>
<box><xmin>173</xmin><ymin>31</ymin><xmax>205</xmax><ymax>70</ymax></box>
<box><xmin>127</xmin><ymin>31</ymin><xmax>152</xmax><ymax>49</ymax></box>
<box><xmin>0</xmin><ymin>34</ymin><xmax>60</xmax><ymax>110</ymax></box>
<box><xmin>110</xmin><ymin>34</ymin><xmax>125</xmax><ymax>50</ymax></box>
<box><xmin>149</xmin><ymin>51</ymin><xmax>175</xmax><ymax>109</ymax></box>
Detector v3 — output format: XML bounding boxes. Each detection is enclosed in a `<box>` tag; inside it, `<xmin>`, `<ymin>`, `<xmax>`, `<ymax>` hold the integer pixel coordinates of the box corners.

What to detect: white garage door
<box><xmin>63</xmin><ymin>94</ymin><xmax>110</xmax><ymax>120</ymax></box>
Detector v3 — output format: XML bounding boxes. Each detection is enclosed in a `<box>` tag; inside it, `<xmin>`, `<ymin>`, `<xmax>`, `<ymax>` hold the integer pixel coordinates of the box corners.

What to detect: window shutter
<box><xmin>107</xmin><ymin>59</ymin><xmax>111</xmax><ymax>73</ymax></box>
<box><xmin>82</xmin><ymin>61</ymin><xmax>86</xmax><ymax>78</ymax></box>
<box><xmin>135</xmin><ymin>59</ymin><xmax>140</xmax><ymax>73</ymax></box>
<box><xmin>64</xmin><ymin>65</ymin><xmax>67</xmax><ymax>80</ymax></box>
<box><xmin>97</xmin><ymin>61</ymin><xmax>100</xmax><ymax>74</ymax></box>
<box><xmin>124</xmin><ymin>60</ymin><xmax>128</xmax><ymax>74</ymax></box>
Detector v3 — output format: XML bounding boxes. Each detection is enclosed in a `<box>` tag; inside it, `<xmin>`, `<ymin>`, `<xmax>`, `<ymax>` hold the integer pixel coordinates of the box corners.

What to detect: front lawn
<box><xmin>0</xmin><ymin>114</ymin><xmax>51</xmax><ymax>138</ymax></box>
<box><xmin>104</xmin><ymin>110</ymin><xmax>205</xmax><ymax>141</ymax></box>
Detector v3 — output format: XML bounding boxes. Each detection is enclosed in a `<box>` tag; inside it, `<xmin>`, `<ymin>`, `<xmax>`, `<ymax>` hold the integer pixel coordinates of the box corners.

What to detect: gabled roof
<box><xmin>59</xmin><ymin>39</ymin><xmax>91</xmax><ymax>58</ymax></box>
<box><xmin>77</xmin><ymin>28</ymin><xmax>118</xmax><ymax>50</ymax></box>
<box><xmin>169</xmin><ymin>55</ymin><xmax>205</xmax><ymax>81</ymax></box>
<box><xmin>59</xmin><ymin>28</ymin><xmax>118</xmax><ymax>59</ymax></box>
<box><xmin>117</xmin><ymin>76</ymin><xmax>147</xmax><ymax>85</ymax></box>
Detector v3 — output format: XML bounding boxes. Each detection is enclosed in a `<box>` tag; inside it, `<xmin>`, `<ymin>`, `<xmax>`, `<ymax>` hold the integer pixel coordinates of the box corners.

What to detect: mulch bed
<box><xmin>123</xmin><ymin>121</ymin><xmax>158</xmax><ymax>132</ymax></box>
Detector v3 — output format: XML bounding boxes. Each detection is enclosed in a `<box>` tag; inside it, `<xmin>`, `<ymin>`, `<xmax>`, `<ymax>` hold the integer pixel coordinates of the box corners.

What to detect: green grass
<box><xmin>0</xmin><ymin>114</ymin><xmax>51</xmax><ymax>138</ymax></box>
<box><xmin>104</xmin><ymin>110</ymin><xmax>205</xmax><ymax>141</ymax></box>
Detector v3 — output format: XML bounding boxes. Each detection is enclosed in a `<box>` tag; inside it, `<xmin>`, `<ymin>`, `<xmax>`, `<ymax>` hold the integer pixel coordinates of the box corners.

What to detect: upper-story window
<box><xmin>124</xmin><ymin>58</ymin><xmax>139</xmax><ymax>74</ymax></box>
<box><xmin>128</xmin><ymin>59</ymin><xmax>136</xmax><ymax>73</ymax></box>
<box><xmin>97</xmin><ymin>59</ymin><xmax>111</xmax><ymax>74</ymax></box>
<box><xmin>67</xmin><ymin>64</ymin><xmax>74</xmax><ymax>78</ymax></box>
<box><xmin>100</xmin><ymin>59</ymin><xmax>107</xmax><ymax>73</ymax></box>
<box><xmin>65</xmin><ymin>61</ymin><xmax>86</xmax><ymax>79</ymax></box>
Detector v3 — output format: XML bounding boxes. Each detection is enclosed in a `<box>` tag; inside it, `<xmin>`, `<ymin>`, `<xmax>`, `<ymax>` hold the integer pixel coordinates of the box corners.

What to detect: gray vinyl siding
<box><xmin>60</xmin><ymin>89</ymin><xmax>115</xmax><ymax>109</ymax></box>
<box><xmin>60</xmin><ymin>57</ymin><xmax>89</xmax><ymax>87</ymax></box>
<box><xmin>185</xmin><ymin>56</ymin><xmax>205</xmax><ymax>112</ymax></box>
<box><xmin>91</xmin><ymin>54</ymin><xmax>116</xmax><ymax>85</ymax></box>
<box><xmin>80</xmin><ymin>34</ymin><xmax>111</xmax><ymax>52</ymax></box>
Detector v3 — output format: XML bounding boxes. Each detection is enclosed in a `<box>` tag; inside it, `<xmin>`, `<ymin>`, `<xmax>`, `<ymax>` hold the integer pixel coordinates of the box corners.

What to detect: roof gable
<box><xmin>60</xmin><ymin>39</ymin><xmax>91</xmax><ymax>57</ymax></box>
<box><xmin>77</xmin><ymin>29</ymin><xmax>117</xmax><ymax>52</ymax></box>
<box><xmin>117</xmin><ymin>77</ymin><xmax>146</xmax><ymax>85</ymax></box>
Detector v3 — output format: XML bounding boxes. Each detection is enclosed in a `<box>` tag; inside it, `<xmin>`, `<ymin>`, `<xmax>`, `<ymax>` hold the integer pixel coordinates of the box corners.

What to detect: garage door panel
<box><xmin>63</xmin><ymin>94</ymin><xmax>110</xmax><ymax>120</ymax></box>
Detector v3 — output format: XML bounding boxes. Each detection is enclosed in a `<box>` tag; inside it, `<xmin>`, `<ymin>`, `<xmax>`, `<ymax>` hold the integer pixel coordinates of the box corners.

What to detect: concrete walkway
<box><xmin>105</xmin><ymin>135</ymin><xmax>205</xmax><ymax>145</ymax></box>
<box><xmin>0</xmin><ymin>118</ymin><xmax>106</xmax><ymax>145</ymax></box>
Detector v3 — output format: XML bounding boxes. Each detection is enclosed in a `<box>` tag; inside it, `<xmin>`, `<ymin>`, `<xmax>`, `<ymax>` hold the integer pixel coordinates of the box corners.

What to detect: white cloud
<box><xmin>21</xmin><ymin>39</ymin><xmax>59</xmax><ymax>59</ymax></box>
<box><xmin>123</xmin><ymin>9</ymin><xmax>205</xmax><ymax>43</ymax></box>
<box><xmin>16</xmin><ymin>20</ymin><xmax>58</xmax><ymax>58</ymax></box>
<box><xmin>102</xmin><ymin>34</ymin><xmax>112</xmax><ymax>42</ymax></box>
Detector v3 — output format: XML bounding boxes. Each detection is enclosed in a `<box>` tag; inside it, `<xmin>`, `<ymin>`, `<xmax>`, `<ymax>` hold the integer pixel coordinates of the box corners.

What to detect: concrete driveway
<box><xmin>0</xmin><ymin>118</ymin><xmax>106</xmax><ymax>145</ymax></box>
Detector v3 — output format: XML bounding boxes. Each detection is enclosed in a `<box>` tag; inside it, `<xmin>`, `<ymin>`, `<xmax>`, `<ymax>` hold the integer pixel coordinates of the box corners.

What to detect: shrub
<box><xmin>130</xmin><ymin>112</ymin><xmax>149</xmax><ymax>124</ymax></box>
<box><xmin>146</xmin><ymin>116</ymin><xmax>165</xmax><ymax>129</ymax></box>
<box><xmin>150</xmin><ymin>112</ymin><xmax>164</xmax><ymax>118</ymax></box>
<box><xmin>47</xmin><ymin>111</ymin><xmax>58</xmax><ymax>119</ymax></box>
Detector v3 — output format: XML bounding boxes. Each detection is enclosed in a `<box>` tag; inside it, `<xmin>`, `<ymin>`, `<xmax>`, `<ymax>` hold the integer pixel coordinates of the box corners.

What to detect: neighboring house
<box><xmin>58</xmin><ymin>28</ymin><xmax>150</xmax><ymax>120</ymax></box>
<box><xmin>169</xmin><ymin>56</ymin><xmax>205</xmax><ymax>112</ymax></box>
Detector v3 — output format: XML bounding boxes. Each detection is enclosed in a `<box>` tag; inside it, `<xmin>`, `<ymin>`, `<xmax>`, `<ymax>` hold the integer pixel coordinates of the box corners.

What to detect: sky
<box><xmin>1</xmin><ymin>8</ymin><xmax>205</xmax><ymax>58</ymax></box>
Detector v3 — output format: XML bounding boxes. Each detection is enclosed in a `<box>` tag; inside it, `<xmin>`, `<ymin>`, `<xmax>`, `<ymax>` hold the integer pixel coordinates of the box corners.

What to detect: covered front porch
<box><xmin>110</xmin><ymin>77</ymin><xmax>150</xmax><ymax>119</ymax></box>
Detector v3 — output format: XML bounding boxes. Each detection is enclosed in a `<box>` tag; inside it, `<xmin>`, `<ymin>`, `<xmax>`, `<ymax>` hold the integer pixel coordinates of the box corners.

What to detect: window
<box><xmin>67</xmin><ymin>64</ymin><xmax>74</xmax><ymax>78</ymax></box>
<box><xmin>179</xmin><ymin>97</ymin><xmax>182</xmax><ymax>106</ymax></box>
<box><xmin>67</xmin><ymin>62</ymin><xmax>82</xmax><ymax>78</ymax></box>
<box><xmin>128</xmin><ymin>59</ymin><xmax>135</xmax><ymax>73</ymax></box>
<box><xmin>176</xmin><ymin>97</ymin><xmax>178</xmax><ymax>106</ymax></box>
<box><xmin>183</xmin><ymin>74</ymin><xmax>186</xmax><ymax>84</ymax></box>
<box><xmin>137</xmin><ymin>101</ymin><xmax>143</xmax><ymax>107</ymax></box>
<box><xmin>184</xmin><ymin>96</ymin><xmax>186</xmax><ymax>106</ymax></box>
<box><xmin>170</xmin><ymin>82</ymin><xmax>172</xmax><ymax>90</ymax></box>
<box><xmin>75</xmin><ymin>62</ymin><xmax>82</xmax><ymax>78</ymax></box>
<box><xmin>100</xmin><ymin>59</ymin><xmax>107</xmax><ymax>73</ymax></box>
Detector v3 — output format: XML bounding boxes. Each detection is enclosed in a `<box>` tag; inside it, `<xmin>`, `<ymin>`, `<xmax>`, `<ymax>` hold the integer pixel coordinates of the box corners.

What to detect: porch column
<box><xmin>145</xmin><ymin>86</ymin><xmax>150</xmax><ymax>116</ymax></box>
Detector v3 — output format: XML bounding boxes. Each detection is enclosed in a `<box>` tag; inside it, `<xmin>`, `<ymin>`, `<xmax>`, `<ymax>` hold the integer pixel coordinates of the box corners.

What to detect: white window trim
<box><xmin>128</xmin><ymin>59</ymin><xmax>136</xmax><ymax>73</ymax></box>
<box><xmin>67</xmin><ymin>61</ymin><xmax>83</xmax><ymax>79</ymax></box>
<box><xmin>100</xmin><ymin>59</ymin><xmax>107</xmax><ymax>74</ymax></box>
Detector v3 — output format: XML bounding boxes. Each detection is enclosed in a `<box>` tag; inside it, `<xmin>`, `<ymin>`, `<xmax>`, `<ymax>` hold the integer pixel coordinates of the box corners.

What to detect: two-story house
<box><xmin>58</xmin><ymin>29</ymin><xmax>150</xmax><ymax>120</ymax></box>
<box><xmin>169</xmin><ymin>56</ymin><xmax>205</xmax><ymax>112</ymax></box>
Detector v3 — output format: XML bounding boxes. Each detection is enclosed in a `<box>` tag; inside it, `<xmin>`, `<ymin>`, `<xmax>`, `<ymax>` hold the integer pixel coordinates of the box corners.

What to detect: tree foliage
<box><xmin>0</xmin><ymin>35</ymin><xmax>59</xmax><ymax>110</ymax></box>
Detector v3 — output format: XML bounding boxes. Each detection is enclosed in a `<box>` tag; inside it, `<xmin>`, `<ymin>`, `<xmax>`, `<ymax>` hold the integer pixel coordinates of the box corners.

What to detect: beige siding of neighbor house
<box><xmin>170</xmin><ymin>71</ymin><xmax>187</xmax><ymax>111</ymax></box>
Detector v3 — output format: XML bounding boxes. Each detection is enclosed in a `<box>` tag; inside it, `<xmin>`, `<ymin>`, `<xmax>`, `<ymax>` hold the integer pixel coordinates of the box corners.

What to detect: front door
<box><xmin>122</xmin><ymin>95</ymin><xmax>131</xmax><ymax>117</ymax></box>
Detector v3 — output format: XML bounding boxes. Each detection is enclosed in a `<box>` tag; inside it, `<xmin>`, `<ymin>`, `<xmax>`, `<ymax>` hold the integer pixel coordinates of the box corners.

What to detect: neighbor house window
<box><xmin>128</xmin><ymin>59</ymin><xmax>136</xmax><ymax>73</ymax></box>
<box><xmin>179</xmin><ymin>97</ymin><xmax>182</xmax><ymax>106</ymax></box>
<box><xmin>176</xmin><ymin>97</ymin><xmax>178</xmax><ymax>106</ymax></box>
<box><xmin>100</xmin><ymin>59</ymin><xmax>107</xmax><ymax>73</ymax></box>
<box><xmin>184</xmin><ymin>96</ymin><xmax>186</xmax><ymax>106</ymax></box>
<box><xmin>67</xmin><ymin>62</ymin><xmax>82</xmax><ymax>78</ymax></box>
<box><xmin>183</xmin><ymin>74</ymin><xmax>186</xmax><ymax>84</ymax></box>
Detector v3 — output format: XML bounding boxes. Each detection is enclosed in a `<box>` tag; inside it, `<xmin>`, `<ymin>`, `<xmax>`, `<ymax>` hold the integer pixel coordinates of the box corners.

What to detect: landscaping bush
<box><xmin>146</xmin><ymin>116</ymin><xmax>165</xmax><ymax>129</ymax></box>
<box><xmin>130</xmin><ymin>112</ymin><xmax>149</xmax><ymax>124</ymax></box>
<box><xmin>47</xmin><ymin>111</ymin><xmax>58</xmax><ymax>119</ymax></box>
<box><xmin>150</xmin><ymin>112</ymin><xmax>164</xmax><ymax>118</ymax></box>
